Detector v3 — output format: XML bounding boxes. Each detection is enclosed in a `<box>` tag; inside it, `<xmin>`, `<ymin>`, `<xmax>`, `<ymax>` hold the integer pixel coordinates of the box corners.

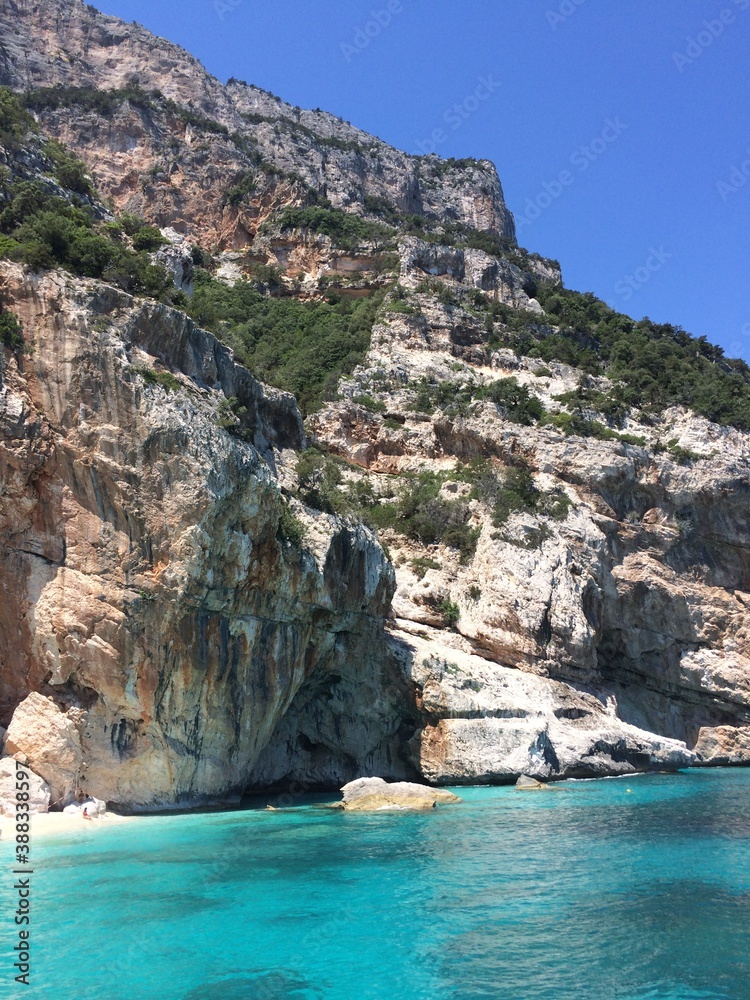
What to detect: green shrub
<box><xmin>216</xmin><ymin>395</ymin><xmax>249</xmax><ymax>437</ymax></box>
<box><xmin>0</xmin><ymin>176</ymin><xmax>179</xmax><ymax>303</ymax></box>
<box><xmin>665</xmin><ymin>440</ymin><xmax>705</xmax><ymax>465</ymax></box>
<box><xmin>376</xmin><ymin>471</ymin><xmax>479</xmax><ymax>559</ymax></box>
<box><xmin>386</xmin><ymin>298</ymin><xmax>418</xmax><ymax>315</ymax></box>
<box><xmin>468</xmin><ymin>461</ymin><xmax>536</xmax><ymax>525</ymax></box>
<box><xmin>553</xmin><ymin>385</ymin><xmax>628</xmax><ymax>427</ymax></box>
<box><xmin>383</xmin><ymin>416</ymin><xmax>404</xmax><ymax>430</ymax></box>
<box><xmin>441</xmin><ymin>523</ymin><xmax>480</xmax><ymax>561</ymax></box>
<box><xmin>467</xmin><ymin>585</ymin><xmax>482</xmax><ymax>601</ymax></box>
<box><xmin>187</xmin><ymin>273</ymin><xmax>384</xmax><ymax>414</ymax></box>
<box><xmin>352</xmin><ymin>393</ymin><xmax>386</xmax><ymax>413</ymax></box>
<box><xmin>363</xmin><ymin>194</ymin><xmax>403</xmax><ymax>225</ymax></box>
<box><xmin>544</xmin><ymin>411</ymin><xmax>618</xmax><ymax>440</ymax></box>
<box><xmin>223</xmin><ymin>171</ymin><xmax>256</xmax><ymax>208</ymax></box>
<box><xmin>0</xmin><ymin>87</ymin><xmax>35</xmax><ymax>150</ymax></box>
<box><xmin>249</xmin><ymin>263</ymin><xmax>282</xmax><ymax>289</ymax></box>
<box><xmin>490</xmin><ymin>466</ymin><xmax>539</xmax><ymax>525</ymax></box>
<box><xmin>534</xmin><ymin>282</ymin><xmax>750</xmax><ymax>430</ymax></box>
<box><xmin>542</xmin><ymin>489</ymin><xmax>572</xmax><ymax>521</ymax></box>
<box><xmin>408</xmin><ymin>377</ymin><xmax>474</xmax><ymax>417</ymax></box>
<box><xmin>477</xmin><ymin>377</ymin><xmax>544</xmax><ymax>425</ymax></box>
<box><xmin>411</xmin><ymin>557</ymin><xmax>441</xmax><ymax>580</ymax></box>
<box><xmin>0</xmin><ymin>308</ymin><xmax>24</xmax><ymax>351</ymax></box>
<box><xmin>43</xmin><ymin>139</ymin><xmax>93</xmax><ymax>196</ymax></box>
<box><xmin>130</xmin><ymin>366</ymin><xmax>181</xmax><ymax>392</ymax></box>
<box><xmin>272</xmin><ymin>205</ymin><xmax>392</xmax><ymax>250</ymax></box>
<box><xmin>0</xmin><ymin>234</ymin><xmax>20</xmax><ymax>259</ymax></box>
<box><xmin>190</xmin><ymin>244</ymin><xmax>213</xmax><ymax>269</ymax></box>
<box><xmin>131</xmin><ymin>225</ymin><xmax>166</xmax><ymax>252</ymax></box>
<box><xmin>24</xmin><ymin>84</ymin><xmax>157</xmax><ymax>117</ymax></box>
<box><xmin>497</xmin><ymin>523</ymin><xmax>552</xmax><ymax>549</ymax></box>
<box><xmin>277</xmin><ymin>504</ymin><xmax>307</xmax><ymax>547</ymax></box>
<box><xmin>118</xmin><ymin>213</ymin><xmax>148</xmax><ymax>237</ymax></box>
<box><xmin>439</xmin><ymin>598</ymin><xmax>461</xmax><ymax>628</ymax></box>
<box><xmin>24</xmin><ymin>85</ymin><xmax>230</xmax><ymax>139</ymax></box>
<box><xmin>296</xmin><ymin>448</ymin><xmax>344</xmax><ymax>514</ymax></box>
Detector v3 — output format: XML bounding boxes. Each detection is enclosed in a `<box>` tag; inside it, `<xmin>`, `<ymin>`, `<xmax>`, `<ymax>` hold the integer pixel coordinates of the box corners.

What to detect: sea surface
<box><xmin>2</xmin><ymin>769</ymin><xmax>750</xmax><ymax>1000</ymax></box>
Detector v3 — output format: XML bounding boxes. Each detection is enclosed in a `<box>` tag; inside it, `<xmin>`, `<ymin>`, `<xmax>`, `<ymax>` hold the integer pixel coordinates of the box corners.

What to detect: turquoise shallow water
<box><xmin>2</xmin><ymin>769</ymin><xmax>750</xmax><ymax>1000</ymax></box>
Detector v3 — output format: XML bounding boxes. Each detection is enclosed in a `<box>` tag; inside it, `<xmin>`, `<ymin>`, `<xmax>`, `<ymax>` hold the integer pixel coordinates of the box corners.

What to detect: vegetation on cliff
<box><xmin>187</xmin><ymin>271</ymin><xmax>384</xmax><ymax>413</ymax></box>
<box><xmin>528</xmin><ymin>284</ymin><xmax>750</xmax><ymax>430</ymax></box>
<box><xmin>5</xmin><ymin>79</ymin><xmax>750</xmax><ymax>435</ymax></box>
<box><xmin>272</xmin><ymin>205</ymin><xmax>393</xmax><ymax>251</ymax></box>
<box><xmin>0</xmin><ymin>300</ymin><xmax>23</xmax><ymax>351</ymax></box>
<box><xmin>0</xmin><ymin>90</ymin><xmax>182</xmax><ymax>303</ymax></box>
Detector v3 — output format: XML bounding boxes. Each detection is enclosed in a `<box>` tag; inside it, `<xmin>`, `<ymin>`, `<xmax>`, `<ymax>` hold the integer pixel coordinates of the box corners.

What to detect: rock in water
<box><xmin>339</xmin><ymin>777</ymin><xmax>461</xmax><ymax>811</ymax></box>
<box><xmin>515</xmin><ymin>774</ymin><xmax>548</xmax><ymax>790</ymax></box>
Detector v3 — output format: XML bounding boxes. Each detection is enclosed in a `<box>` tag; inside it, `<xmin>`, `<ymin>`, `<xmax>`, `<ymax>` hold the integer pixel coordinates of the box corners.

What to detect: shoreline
<box><xmin>0</xmin><ymin>810</ymin><xmax>134</xmax><ymax>841</ymax></box>
<box><xmin>2</xmin><ymin>766</ymin><xmax>745</xmax><ymax>839</ymax></box>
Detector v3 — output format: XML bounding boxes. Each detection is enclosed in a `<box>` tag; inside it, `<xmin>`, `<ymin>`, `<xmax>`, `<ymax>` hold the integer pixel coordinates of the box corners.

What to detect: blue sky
<box><xmin>93</xmin><ymin>0</ymin><xmax>750</xmax><ymax>359</ymax></box>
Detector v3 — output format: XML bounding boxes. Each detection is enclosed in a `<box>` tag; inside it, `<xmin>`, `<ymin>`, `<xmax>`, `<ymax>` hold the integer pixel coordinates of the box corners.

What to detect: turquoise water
<box><xmin>2</xmin><ymin>769</ymin><xmax>750</xmax><ymax>999</ymax></box>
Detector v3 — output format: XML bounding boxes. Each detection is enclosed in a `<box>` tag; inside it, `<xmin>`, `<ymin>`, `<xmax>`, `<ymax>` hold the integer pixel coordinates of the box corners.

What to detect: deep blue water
<box><xmin>2</xmin><ymin>769</ymin><xmax>750</xmax><ymax>999</ymax></box>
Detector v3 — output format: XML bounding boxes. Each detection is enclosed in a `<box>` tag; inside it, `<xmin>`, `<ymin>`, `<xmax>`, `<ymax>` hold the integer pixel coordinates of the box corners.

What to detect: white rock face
<box><xmin>0</xmin><ymin>758</ymin><xmax>51</xmax><ymax>816</ymax></box>
<box><xmin>153</xmin><ymin>238</ymin><xmax>194</xmax><ymax>295</ymax></box>
<box><xmin>395</xmin><ymin>624</ymin><xmax>695</xmax><ymax>783</ymax></box>
<box><xmin>306</xmin><ymin>254</ymin><xmax>750</xmax><ymax>784</ymax></box>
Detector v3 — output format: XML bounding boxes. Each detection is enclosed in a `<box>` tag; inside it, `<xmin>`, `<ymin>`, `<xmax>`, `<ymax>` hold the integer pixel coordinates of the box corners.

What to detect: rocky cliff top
<box><xmin>0</xmin><ymin>0</ymin><xmax>516</xmax><ymax>240</ymax></box>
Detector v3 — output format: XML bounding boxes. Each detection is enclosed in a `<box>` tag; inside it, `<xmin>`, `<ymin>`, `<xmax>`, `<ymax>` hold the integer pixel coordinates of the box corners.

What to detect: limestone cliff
<box><xmin>0</xmin><ymin>260</ymin><xmax>410</xmax><ymax>808</ymax></box>
<box><xmin>259</xmin><ymin>242</ymin><xmax>750</xmax><ymax>785</ymax></box>
<box><xmin>1</xmin><ymin>0</ymin><xmax>749</xmax><ymax>812</ymax></box>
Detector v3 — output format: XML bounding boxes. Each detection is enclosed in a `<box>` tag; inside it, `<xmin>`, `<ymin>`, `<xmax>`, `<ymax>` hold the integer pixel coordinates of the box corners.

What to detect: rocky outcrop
<box><xmin>308</xmin><ymin>267</ymin><xmax>750</xmax><ymax>780</ymax></box>
<box><xmin>515</xmin><ymin>775</ymin><xmax>549</xmax><ymax>789</ymax></box>
<box><xmin>337</xmin><ymin>776</ymin><xmax>460</xmax><ymax>811</ymax></box>
<box><xmin>4</xmin><ymin>692</ymin><xmax>83</xmax><ymax>807</ymax></box>
<box><xmin>398</xmin><ymin>237</ymin><xmax>544</xmax><ymax>311</ymax></box>
<box><xmin>392</xmin><ymin>623</ymin><xmax>696</xmax><ymax>783</ymax></box>
<box><xmin>693</xmin><ymin>726</ymin><xmax>750</xmax><ymax>765</ymax></box>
